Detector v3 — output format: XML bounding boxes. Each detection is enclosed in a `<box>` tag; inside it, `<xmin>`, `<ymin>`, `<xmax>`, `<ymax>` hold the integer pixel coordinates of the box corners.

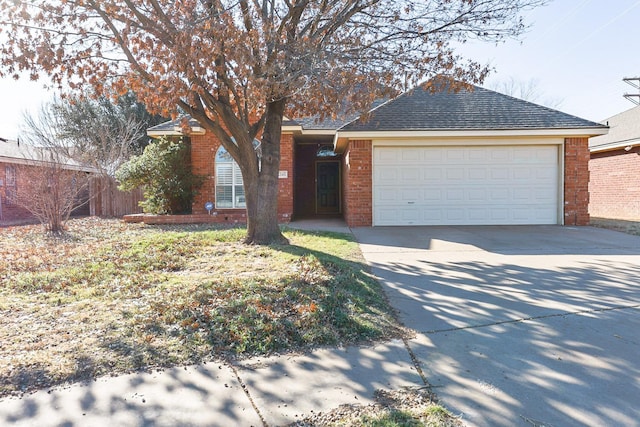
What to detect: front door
<box><xmin>316</xmin><ymin>161</ymin><xmax>341</xmax><ymax>214</ymax></box>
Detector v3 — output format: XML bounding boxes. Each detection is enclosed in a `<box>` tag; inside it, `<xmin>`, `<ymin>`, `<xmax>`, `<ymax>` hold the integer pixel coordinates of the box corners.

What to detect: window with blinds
<box><xmin>215</xmin><ymin>145</ymin><xmax>247</xmax><ymax>209</ymax></box>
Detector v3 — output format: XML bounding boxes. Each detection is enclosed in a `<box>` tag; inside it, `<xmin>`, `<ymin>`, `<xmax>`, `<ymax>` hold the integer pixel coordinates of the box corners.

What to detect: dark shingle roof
<box><xmin>340</xmin><ymin>84</ymin><xmax>605</xmax><ymax>132</ymax></box>
<box><xmin>295</xmin><ymin>115</ymin><xmax>357</xmax><ymax>131</ymax></box>
<box><xmin>147</xmin><ymin>116</ymin><xmax>202</xmax><ymax>132</ymax></box>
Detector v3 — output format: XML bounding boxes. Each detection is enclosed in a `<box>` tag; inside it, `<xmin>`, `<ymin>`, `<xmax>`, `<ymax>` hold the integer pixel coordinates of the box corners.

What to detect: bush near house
<box><xmin>116</xmin><ymin>137</ymin><xmax>203</xmax><ymax>214</ymax></box>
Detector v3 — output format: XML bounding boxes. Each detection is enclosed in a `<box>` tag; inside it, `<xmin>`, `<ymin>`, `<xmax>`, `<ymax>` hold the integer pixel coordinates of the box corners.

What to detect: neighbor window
<box><xmin>5</xmin><ymin>165</ymin><xmax>16</xmax><ymax>187</ymax></box>
<box><xmin>4</xmin><ymin>189</ymin><xmax>15</xmax><ymax>206</ymax></box>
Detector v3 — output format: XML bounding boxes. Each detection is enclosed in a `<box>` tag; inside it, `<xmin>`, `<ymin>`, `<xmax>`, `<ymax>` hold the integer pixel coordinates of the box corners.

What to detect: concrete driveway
<box><xmin>352</xmin><ymin>226</ymin><xmax>640</xmax><ymax>427</ymax></box>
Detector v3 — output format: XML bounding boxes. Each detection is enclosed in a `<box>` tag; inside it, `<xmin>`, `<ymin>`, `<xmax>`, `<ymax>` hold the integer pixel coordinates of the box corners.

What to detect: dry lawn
<box><xmin>0</xmin><ymin>218</ymin><xmax>404</xmax><ymax>397</ymax></box>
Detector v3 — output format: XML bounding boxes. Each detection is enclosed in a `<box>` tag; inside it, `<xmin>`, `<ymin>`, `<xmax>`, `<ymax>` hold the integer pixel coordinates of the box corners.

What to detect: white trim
<box><xmin>299</xmin><ymin>129</ymin><xmax>337</xmax><ymax>136</ymax></box>
<box><xmin>370</xmin><ymin>136</ymin><xmax>565</xmax><ymax>147</ymax></box>
<box><xmin>147</xmin><ymin>128</ymin><xmax>206</xmax><ymax>138</ymax></box>
<box><xmin>334</xmin><ymin>129</ymin><xmax>606</xmax><ymax>153</ymax></box>
<box><xmin>558</xmin><ymin>143</ymin><xmax>565</xmax><ymax>225</ymax></box>
<box><xmin>589</xmin><ymin>138</ymin><xmax>640</xmax><ymax>153</ymax></box>
<box><xmin>281</xmin><ymin>124</ymin><xmax>303</xmax><ymax>133</ymax></box>
<box><xmin>281</xmin><ymin>124</ymin><xmax>337</xmax><ymax>136</ymax></box>
<box><xmin>338</xmin><ymin>128</ymin><xmax>608</xmax><ymax>139</ymax></box>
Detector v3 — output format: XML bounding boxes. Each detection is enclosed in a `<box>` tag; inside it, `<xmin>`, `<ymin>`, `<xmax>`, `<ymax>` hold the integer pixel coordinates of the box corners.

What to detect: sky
<box><xmin>1</xmin><ymin>0</ymin><xmax>639</xmax><ymax>140</ymax></box>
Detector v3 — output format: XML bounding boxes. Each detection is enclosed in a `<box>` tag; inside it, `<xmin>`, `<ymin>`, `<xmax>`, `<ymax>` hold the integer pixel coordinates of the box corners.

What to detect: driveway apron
<box><xmin>352</xmin><ymin>226</ymin><xmax>640</xmax><ymax>427</ymax></box>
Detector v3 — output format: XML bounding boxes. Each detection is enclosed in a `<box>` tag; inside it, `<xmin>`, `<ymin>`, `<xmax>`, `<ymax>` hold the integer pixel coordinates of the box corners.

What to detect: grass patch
<box><xmin>590</xmin><ymin>217</ymin><xmax>640</xmax><ymax>237</ymax></box>
<box><xmin>0</xmin><ymin>218</ymin><xmax>404</xmax><ymax>397</ymax></box>
<box><xmin>291</xmin><ymin>389</ymin><xmax>462</xmax><ymax>427</ymax></box>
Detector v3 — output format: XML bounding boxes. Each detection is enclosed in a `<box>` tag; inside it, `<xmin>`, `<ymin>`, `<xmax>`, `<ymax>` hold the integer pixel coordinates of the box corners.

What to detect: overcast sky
<box><xmin>1</xmin><ymin>0</ymin><xmax>639</xmax><ymax>140</ymax></box>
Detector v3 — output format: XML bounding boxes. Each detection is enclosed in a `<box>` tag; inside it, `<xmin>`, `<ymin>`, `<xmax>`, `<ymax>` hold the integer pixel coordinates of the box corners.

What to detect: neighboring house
<box><xmin>589</xmin><ymin>106</ymin><xmax>640</xmax><ymax>220</ymax></box>
<box><xmin>0</xmin><ymin>138</ymin><xmax>94</xmax><ymax>223</ymax></box>
<box><xmin>148</xmin><ymin>84</ymin><xmax>607</xmax><ymax>227</ymax></box>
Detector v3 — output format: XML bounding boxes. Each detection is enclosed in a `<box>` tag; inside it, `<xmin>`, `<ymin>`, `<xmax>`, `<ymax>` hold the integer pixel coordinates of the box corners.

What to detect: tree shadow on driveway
<box><xmin>353</xmin><ymin>226</ymin><xmax>640</xmax><ymax>427</ymax></box>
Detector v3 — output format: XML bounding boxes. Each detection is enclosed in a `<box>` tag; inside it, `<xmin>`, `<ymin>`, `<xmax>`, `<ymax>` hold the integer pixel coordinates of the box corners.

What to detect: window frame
<box><xmin>5</xmin><ymin>165</ymin><xmax>16</xmax><ymax>187</ymax></box>
<box><xmin>215</xmin><ymin>142</ymin><xmax>258</xmax><ymax>210</ymax></box>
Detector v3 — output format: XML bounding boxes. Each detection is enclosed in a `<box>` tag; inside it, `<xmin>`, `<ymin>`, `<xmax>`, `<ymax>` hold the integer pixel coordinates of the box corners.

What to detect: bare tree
<box><xmin>10</xmin><ymin>105</ymin><xmax>102</xmax><ymax>233</ymax></box>
<box><xmin>26</xmin><ymin>97</ymin><xmax>149</xmax><ymax>179</ymax></box>
<box><xmin>52</xmin><ymin>92</ymin><xmax>167</xmax><ymax>172</ymax></box>
<box><xmin>11</xmin><ymin>147</ymin><xmax>91</xmax><ymax>234</ymax></box>
<box><xmin>0</xmin><ymin>0</ymin><xmax>549</xmax><ymax>243</ymax></box>
<box><xmin>489</xmin><ymin>77</ymin><xmax>563</xmax><ymax>109</ymax></box>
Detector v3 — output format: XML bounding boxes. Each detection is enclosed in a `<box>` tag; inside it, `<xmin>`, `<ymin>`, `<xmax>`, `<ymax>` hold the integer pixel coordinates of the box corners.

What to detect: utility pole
<box><xmin>623</xmin><ymin>77</ymin><xmax>640</xmax><ymax>105</ymax></box>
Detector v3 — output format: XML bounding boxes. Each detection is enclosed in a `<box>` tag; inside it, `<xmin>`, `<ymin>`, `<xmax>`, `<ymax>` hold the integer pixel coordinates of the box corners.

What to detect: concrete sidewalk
<box><xmin>0</xmin><ymin>340</ymin><xmax>424</xmax><ymax>427</ymax></box>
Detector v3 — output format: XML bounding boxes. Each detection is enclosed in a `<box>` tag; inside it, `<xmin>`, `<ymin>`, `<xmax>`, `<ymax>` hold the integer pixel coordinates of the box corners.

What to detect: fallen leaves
<box><xmin>0</xmin><ymin>218</ymin><xmax>404</xmax><ymax>398</ymax></box>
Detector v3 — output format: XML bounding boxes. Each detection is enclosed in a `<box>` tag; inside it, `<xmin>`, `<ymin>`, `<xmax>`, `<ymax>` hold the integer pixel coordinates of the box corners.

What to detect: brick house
<box><xmin>148</xmin><ymin>85</ymin><xmax>607</xmax><ymax>227</ymax></box>
<box><xmin>589</xmin><ymin>106</ymin><xmax>640</xmax><ymax>220</ymax></box>
<box><xmin>0</xmin><ymin>138</ymin><xmax>94</xmax><ymax>223</ymax></box>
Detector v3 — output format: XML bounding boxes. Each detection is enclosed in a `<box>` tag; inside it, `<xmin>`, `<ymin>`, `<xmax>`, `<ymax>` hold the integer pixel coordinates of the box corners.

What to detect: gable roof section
<box><xmin>147</xmin><ymin>85</ymin><xmax>608</xmax><ymax>144</ymax></box>
<box><xmin>589</xmin><ymin>105</ymin><xmax>640</xmax><ymax>153</ymax></box>
<box><xmin>147</xmin><ymin>116</ymin><xmax>206</xmax><ymax>137</ymax></box>
<box><xmin>339</xmin><ymin>84</ymin><xmax>607</xmax><ymax>133</ymax></box>
<box><xmin>0</xmin><ymin>139</ymin><xmax>96</xmax><ymax>172</ymax></box>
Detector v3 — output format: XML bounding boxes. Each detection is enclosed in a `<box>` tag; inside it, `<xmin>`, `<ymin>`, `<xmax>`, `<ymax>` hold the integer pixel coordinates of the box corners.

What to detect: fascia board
<box><xmin>336</xmin><ymin>128</ymin><xmax>609</xmax><ymax>140</ymax></box>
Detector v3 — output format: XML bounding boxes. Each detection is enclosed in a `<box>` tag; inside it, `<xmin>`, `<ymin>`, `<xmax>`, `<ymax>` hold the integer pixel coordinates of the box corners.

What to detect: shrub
<box><xmin>116</xmin><ymin>137</ymin><xmax>203</xmax><ymax>214</ymax></box>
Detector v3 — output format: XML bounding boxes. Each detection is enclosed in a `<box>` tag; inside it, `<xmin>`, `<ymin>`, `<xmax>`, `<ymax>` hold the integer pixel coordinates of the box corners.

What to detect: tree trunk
<box><xmin>244</xmin><ymin>99</ymin><xmax>289</xmax><ymax>245</ymax></box>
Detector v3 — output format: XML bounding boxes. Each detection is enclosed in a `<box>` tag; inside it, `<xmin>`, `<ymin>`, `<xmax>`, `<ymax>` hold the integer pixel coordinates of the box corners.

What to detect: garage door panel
<box><xmin>446</xmin><ymin>189</ymin><xmax>465</xmax><ymax>201</ymax></box>
<box><xmin>490</xmin><ymin>168</ymin><xmax>510</xmax><ymax>180</ymax></box>
<box><xmin>376</xmin><ymin>166</ymin><xmax>398</xmax><ymax>184</ymax></box>
<box><xmin>513</xmin><ymin>188</ymin><xmax>532</xmax><ymax>200</ymax></box>
<box><xmin>373</xmin><ymin>145</ymin><xmax>559</xmax><ymax>226</ymax></box>
<box><xmin>446</xmin><ymin>168</ymin><xmax>465</xmax><ymax>180</ymax></box>
<box><xmin>446</xmin><ymin>149</ymin><xmax>465</xmax><ymax>161</ymax></box>
<box><xmin>468</xmin><ymin>168</ymin><xmax>487</xmax><ymax>180</ymax></box>
<box><xmin>400</xmin><ymin>148</ymin><xmax>426</xmax><ymax>162</ymax></box>
<box><xmin>424</xmin><ymin>188</ymin><xmax>442</xmax><ymax>201</ymax></box>
<box><xmin>490</xmin><ymin>188</ymin><xmax>510</xmax><ymax>201</ymax></box>
<box><xmin>490</xmin><ymin>208</ymin><xmax>510</xmax><ymax>221</ymax></box>
<box><xmin>424</xmin><ymin>169</ymin><xmax>443</xmax><ymax>183</ymax></box>
<box><xmin>536</xmin><ymin>167</ymin><xmax>556</xmax><ymax>180</ymax></box>
<box><xmin>469</xmin><ymin>188</ymin><xmax>487</xmax><ymax>201</ymax></box>
<box><xmin>401</xmin><ymin>168</ymin><xmax>421</xmax><ymax>182</ymax></box>
<box><xmin>468</xmin><ymin>208</ymin><xmax>489</xmax><ymax>221</ymax></box>
<box><xmin>424</xmin><ymin>149</ymin><xmax>444</xmax><ymax>162</ymax></box>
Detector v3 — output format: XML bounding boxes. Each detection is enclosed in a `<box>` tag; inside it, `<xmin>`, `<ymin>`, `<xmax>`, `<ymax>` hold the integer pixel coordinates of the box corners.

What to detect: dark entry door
<box><xmin>316</xmin><ymin>161</ymin><xmax>341</xmax><ymax>214</ymax></box>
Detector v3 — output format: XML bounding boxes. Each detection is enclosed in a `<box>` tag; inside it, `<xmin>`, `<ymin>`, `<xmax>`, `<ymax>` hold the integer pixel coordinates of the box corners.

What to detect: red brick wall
<box><xmin>189</xmin><ymin>132</ymin><xmax>294</xmax><ymax>224</ymax></box>
<box><xmin>191</xmin><ymin>134</ymin><xmax>216</xmax><ymax>214</ymax></box>
<box><xmin>0</xmin><ymin>162</ymin><xmax>33</xmax><ymax>222</ymax></box>
<box><xmin>278</xmin><ymin>133</ymin><xmax>294</xmax><ymax>222</ymax></box>
<box><xmin>343</xmin><ymin>140</ymin><xmax>372</xmax><ymax>227</ymax></box>
<box><xmin>589</xmin><ymin>147</ymin><xmax>640</xmax><ymax>220</ymax></box>
<box><xmin>564</xmin><ymin>137</ymin><xmax>590</xmax><ymax>225</ymax></box>
<box><xmin>0</xmin><ymin>162</ymin><xmax>91</xmax><ymax>223</ymax></box>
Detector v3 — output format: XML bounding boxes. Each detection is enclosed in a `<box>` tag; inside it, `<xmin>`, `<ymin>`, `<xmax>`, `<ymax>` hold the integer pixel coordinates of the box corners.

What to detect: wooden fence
<box><xmin>90</xmin><ymin>176</ymin><xmax>143</xmax><ymax>218</ymax></box>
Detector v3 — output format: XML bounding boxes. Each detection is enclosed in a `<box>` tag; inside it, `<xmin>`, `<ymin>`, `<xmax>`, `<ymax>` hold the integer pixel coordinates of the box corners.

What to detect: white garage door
<box><xmin>373</xmin><ymin>145</ymin><xmax>560</xmax><ymax>226</ymax></box>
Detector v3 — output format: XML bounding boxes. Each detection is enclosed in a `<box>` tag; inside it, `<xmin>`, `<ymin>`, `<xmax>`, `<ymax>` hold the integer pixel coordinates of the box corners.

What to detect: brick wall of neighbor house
<box><xmin>342</xmin><ymin>139</ymin><xmax>372</xmax><ymax>227</ymax></box>
<box><xmin>564</xmin><ymin>137</ymin><xmax>590</xmax><ymax>226</ymax></box>
<box><xmin>589</xmin><ymin>147</ymin><xmax>640</xmax><ymax>220</ymax></box>
<box><xmin>0</xmin><ymin>162</ymin><xmax>33</xmax><ymax>222</ymax></box>
<box><xmin>189</xmin><ymin>132</ymin><xmax>294</xmax><ymax>224</ymax></box>
<box><xmin>0</xmin><ymin>162</ymin><xmax>93</xmax><ymax>223</ymax></box>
